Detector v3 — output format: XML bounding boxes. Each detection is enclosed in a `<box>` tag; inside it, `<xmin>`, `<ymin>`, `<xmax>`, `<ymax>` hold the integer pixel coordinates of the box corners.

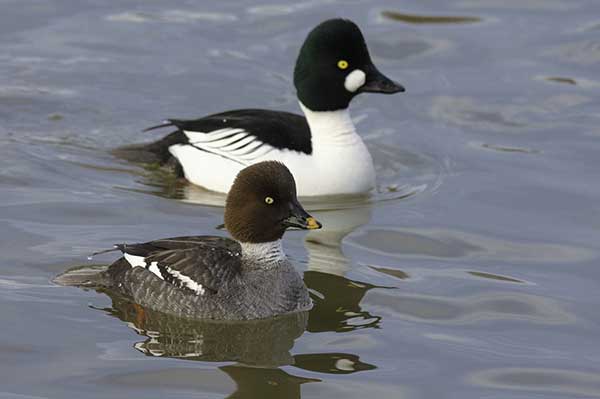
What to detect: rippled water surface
<box><xmin>2</xmin><ymin>0</ymin><xmax>600</xmax><ymax>398</ymax></box>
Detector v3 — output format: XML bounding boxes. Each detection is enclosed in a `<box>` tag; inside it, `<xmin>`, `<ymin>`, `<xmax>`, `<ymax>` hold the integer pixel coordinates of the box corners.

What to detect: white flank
<box><xmin>168</xmin><ymin>101</ymin><xmax>376</xmax><ymax>196</ymax></box>
<box><xmin>165</xmin><ymin>267</ymin><xmax>206</xmax><ymax>295</ymax></box>
<box><xmin>344</xmin><ymin>69</ymin><xmax>366</xmax><ymax>92</ymax></box>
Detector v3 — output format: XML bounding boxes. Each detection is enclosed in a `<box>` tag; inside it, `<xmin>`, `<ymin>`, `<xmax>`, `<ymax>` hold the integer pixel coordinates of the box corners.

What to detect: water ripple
<box><xmin>468</xmin><ymin>367</ymin><xmax>600</xmax><ymax>397</ymax></box>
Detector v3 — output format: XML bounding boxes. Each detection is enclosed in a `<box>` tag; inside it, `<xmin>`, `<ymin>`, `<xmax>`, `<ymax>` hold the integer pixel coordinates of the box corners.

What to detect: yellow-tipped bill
<box><xmin>306</xmin><ymin>217</ymin><xmax>322</xmax><ymax>230</ymax></box>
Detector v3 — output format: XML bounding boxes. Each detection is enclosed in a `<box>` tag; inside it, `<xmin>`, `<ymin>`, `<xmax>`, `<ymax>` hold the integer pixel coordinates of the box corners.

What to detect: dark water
<box><xmin>2</xmin><ymin>0</ymin><xmax>600</xmax><ymax>398</ymax></box>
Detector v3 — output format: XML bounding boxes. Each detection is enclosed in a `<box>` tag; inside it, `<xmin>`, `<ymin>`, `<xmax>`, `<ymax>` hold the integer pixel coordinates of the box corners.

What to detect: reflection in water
<box><xmin>370</xmin><ymin>266</ymin><xmax>410</xmax><ymax>281</ymax></box>
<box><xmin>294</xmin><ymin>353</ymin><xmax>376</xmax><ymax>374</ymax></box>
<box><xmin>535</xmin><ymin>75</ymin><xmax>600</xmax><ymax>89</ymax></box>
<box><xmin>87</xmin><ymin>285</ymin><xmax>379</xmax><ymax>398</ymax></box>
<box><xmin>466</xmin><ymin>271</ymin><xmax>525</xmax><ymax>284</ymax></box>
<box><xmin>300</xmin><ymin>206</ymin><xmax>389</xmax><ymax>333</ymax></box>
<box><xmin>124</xmin><ymin>165</ymin><xmax>229</xmax><ymax>207</ymax></box>
<box><xmin>98</xmin><ymin>365</ymin><xmax>318</xmax><ymax>399</ymax></box>
<box><xmin>99</xmin><ymin>290</ymin><xmax>307</xmax><ymax>367</ymax></box>
<box><xmin>545</xmin><ymin>76</ymin><xmax>577</xmax><ymax>85</ymax></box>
<box><xmin>477</xmin><ymin>142</ymin><xmax>541</xmax><ymax>154</ymax></box>
<box><xmin>381</xmin><ymin>10</ymin><xmax>481</xmax><ymax>24</ymax></box>
<box><xmin>304</xmin><ymin>205</ymin><xmax>371</xmax><ymax>275</ymax></box>
<box><xmin>95</xmin><ymin>286</ymin><xmax>379</xmax><ymax>374</ymax></box>
<box><xmin>220</xmin><ymin>365</ymin><xmax>319</xmax><ymax>399</ymax></box>
<box><xmin>306</xmin><ymin>271</ymin><xmax>385</xmax><ymax>333</ymax></box>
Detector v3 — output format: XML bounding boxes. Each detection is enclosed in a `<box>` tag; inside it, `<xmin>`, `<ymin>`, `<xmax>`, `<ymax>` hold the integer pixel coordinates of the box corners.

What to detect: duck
<box><xmin>55</xmin><ymin>161</ymin><xmax>322</xmax><ymax>320</ymax></box>
<box><xmin>118</xmin><ymin>18</ymin><xmax>404</xmax><ymax>196</ymax></box>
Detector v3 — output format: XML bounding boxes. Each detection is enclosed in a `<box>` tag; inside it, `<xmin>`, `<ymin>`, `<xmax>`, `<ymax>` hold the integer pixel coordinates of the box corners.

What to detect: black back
<box><xmin>148</xmin><ymin>109</ymin><xmax>312</xmax><ymax>155</ymax></box>
<box><xmin>110</xmin><ymin>236</ymin><xmax>242</xmax><ymax>294</ymax></box>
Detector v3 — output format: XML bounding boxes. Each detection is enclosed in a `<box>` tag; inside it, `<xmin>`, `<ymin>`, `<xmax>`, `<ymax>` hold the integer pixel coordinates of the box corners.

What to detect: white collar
<box><xmin>299</xmin><ymin>102</ymin><xmax>359</xmax><ymax>146</ymax></box>
<box><xmin>240</xmin><ymin>239</ymin><xmax>286</xmax><ymax>266</ymax></box>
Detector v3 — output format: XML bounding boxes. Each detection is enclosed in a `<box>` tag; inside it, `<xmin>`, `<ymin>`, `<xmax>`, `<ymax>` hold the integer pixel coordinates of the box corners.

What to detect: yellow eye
<box><xmin>337</xmin><ymin>60</ymin><xmax>349</xmax><ymax>70</ymax></box>
<box><xmin>265</xmin><ymin>196</ymin><xmax>274</xmax><ymax>205</ymax></box>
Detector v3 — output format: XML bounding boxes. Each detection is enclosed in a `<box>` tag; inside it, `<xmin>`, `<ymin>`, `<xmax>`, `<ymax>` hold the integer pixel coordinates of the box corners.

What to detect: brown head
<box><xmin>224</xmin><ymin>161</ymin><xmax>322</xmax><ymax>243</ymax></box>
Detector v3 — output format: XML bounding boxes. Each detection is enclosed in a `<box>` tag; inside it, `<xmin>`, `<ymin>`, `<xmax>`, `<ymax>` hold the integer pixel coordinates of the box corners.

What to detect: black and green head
<box><xmin>294</xmin><ymin>18</ymin><xmax>405</xmax><ymax>112</ymax></box>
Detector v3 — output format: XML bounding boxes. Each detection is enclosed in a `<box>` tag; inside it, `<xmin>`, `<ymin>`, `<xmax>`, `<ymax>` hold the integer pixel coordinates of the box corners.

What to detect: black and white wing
<box><xmin>112</xmin><ymin>236</ymin><xmax>241</xmax><ymax>296</ymax></box>
<box><xmin>145</xmin><ymin>109</ymin><xmax>312</xmax><ymax>165</ymax></box>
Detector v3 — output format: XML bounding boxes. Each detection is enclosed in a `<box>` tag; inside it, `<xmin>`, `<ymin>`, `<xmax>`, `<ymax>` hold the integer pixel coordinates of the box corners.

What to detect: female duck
<box><xmin>56</xmin><ymin>161</ymin><xmax>321</xmax><ymax>320</ymax></box>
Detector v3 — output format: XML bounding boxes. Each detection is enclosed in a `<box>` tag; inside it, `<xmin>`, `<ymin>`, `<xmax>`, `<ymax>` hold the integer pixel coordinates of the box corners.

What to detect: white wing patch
<box><xmin>124</xmin><ymin>253</ymin><xmax>148</xmax><ymax>268</ymax></box>
<box><xmin>164</xmin><ymin>266</ymin><xmax>206</xmax><ymax>295</ymax></box>
<box><xmin>123</xmin><ymin>252</ymin><xmax>204</xmax><ymax>295</ymax></box>
<box><xmin>183</xmin><ymin>128</ymin><xmax>275</xmax><ymax>163</ymax></box>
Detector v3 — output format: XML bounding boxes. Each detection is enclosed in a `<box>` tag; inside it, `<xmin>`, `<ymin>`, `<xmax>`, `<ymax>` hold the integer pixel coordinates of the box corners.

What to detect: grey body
<box><xmin>102</xmin><ymin>245</ymin><xmax>312</xmax><ymax>320</ymax></box>
<box><xmin>55</xmin><ymin>162</ymin><xmax>320</xmax><ymax>321</ymax></box>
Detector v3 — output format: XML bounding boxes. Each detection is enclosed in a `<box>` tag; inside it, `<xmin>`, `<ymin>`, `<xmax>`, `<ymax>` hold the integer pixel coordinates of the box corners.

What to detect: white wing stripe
<box><xmin>207</xmin><ymin>127</ymin><xmax>244</xmax><ymax>139</ymax></box>
<box><xmin>123</xmin><ymin>253</ymin><xmax>164</xmax><ymax>280</ymax></box>
<box><xmin>124</xmin><ymin>253</ymin><xmax>145</xmax><ymax>267</ymax></box>
<box><xmin>206</xmin><ymin>132</ymin><xmax>249</xmax><ymax>148</ymax></box>
<box><xmin>180</xmin><ymin>126</ymin><xmax>287</xmax><ymax>165</ymax></box>
<box><xmin>240</xmin><ymin>144</ymin><xmax>275</xmax><ymax>160</ymax></box>
<box><xmin>147</xmin><ymin>262</ymin><xmax>164</xmax><ymax>280</ymax></box>
<box><xmin>164</xmin><ymin>266</ymin><xmax>206</xmax><ymax>295</ymax></box>
<box><xmin>123</xmin><ymin>252</ymin><xmax>204</xmax><ymax>294</ymax></box>
<box><xmin>184</xmin><ymin>128</ymin><xmax>245</xmax><ymax>144</ymax></box>
<box><xmin>229</xmin><ymin>140</ymin><xmax>263</xmax><ymax>155</ymax></box>
<box><xmin>221</xmin><ymin>135</ymin><xmax>256</xmax><ymax>150</ymax></box>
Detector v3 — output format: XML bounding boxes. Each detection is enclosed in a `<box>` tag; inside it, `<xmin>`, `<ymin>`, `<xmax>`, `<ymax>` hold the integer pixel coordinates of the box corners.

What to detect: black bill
<box><xmin>359</xmin><ymin>64</ymin><xmax>405</xmax><ymax>94</ymax></box>
<box><xmin>282</xmin><ymin>200</ymin><xmax>322</xmax><ymax>230</ymax></box>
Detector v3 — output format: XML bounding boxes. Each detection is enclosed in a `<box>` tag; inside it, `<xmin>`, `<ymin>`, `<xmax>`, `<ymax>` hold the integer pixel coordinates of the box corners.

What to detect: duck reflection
<box><xmin>302</xmin><ymin>205</ymin><xmax>389</xmax><ymax>332</ymax></box>
<box><xmin>219</xmin><ymin>365</ymin><xmax>319</xmax><ymax>399</ymax></box>
<box><xmin>97</xmin><ymin>288</ymin><xmax>377</xmax><ymax>373</ymax></box>
<box><xmin>100</xmin><ymin>290</ymin><xmax>306</xmax><ymax>367</ymax></box>
<box><xmin>303</xmin><ymin>204</ymin><xmax>371</xmax><ymax>275</ymax></box>
<box><xmin>306</xmin><ymin>271</ymin><xmax>384</xmax><ymax>332</ymax></box>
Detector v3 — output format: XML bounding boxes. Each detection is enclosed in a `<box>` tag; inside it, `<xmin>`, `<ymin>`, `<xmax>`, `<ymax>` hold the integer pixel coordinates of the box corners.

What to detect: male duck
<box><xmin>122</xmin><ymin>18</ymin><xmax>404</xmax><ymax>196</ymax></box>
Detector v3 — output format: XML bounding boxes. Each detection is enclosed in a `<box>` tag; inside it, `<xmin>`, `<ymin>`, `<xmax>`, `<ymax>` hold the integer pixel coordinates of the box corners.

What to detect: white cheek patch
<box><xmin>344</xmin><ymin>69</ymin><xmax>366</xmax><ymax>93</ymax></box>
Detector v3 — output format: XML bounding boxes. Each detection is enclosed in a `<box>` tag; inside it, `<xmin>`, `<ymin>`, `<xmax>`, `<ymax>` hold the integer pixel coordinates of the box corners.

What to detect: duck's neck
<box><xmin>240</xmin><ymin>239</ymin><xmax>286</xmax><ymax>268</ymax></box>
<box><xmin>299</xmin><ymin>102</ymin><xmax>360</xmax><ymax>147</ymax></box>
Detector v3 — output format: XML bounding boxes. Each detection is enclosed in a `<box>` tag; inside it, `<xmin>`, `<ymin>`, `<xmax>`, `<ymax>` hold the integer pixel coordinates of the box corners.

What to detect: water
<box><xmin>1</xmin><ymin>0</ymin><xmax>600</xmax><ymax>397</ymax></box>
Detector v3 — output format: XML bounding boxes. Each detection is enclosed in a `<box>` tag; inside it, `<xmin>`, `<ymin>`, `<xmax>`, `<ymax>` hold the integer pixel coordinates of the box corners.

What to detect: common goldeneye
<box><xmin>56</xmin><ymin>161</ymin><xmax>322</xmax><ymax>320</ymax></box>
<box><xmin>119</xmin><ymin>18</ymin><xmax>404</xmax><ymax>196</ymax></box>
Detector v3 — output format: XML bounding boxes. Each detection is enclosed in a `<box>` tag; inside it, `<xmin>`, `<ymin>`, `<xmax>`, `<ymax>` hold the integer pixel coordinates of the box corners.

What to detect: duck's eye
<box><xmin>265</xmin><ymin>196</ymin><xmax>274</xmax><ymax>205</ymax></box>
<box><xmin>337</xmin><ymin>60</ymin><xmax>349</xmax><ymax>70</ymax></box>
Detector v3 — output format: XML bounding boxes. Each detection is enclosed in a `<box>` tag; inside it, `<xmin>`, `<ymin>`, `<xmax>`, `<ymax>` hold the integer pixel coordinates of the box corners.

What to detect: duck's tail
<box><xmin>53</xmin><ymin>265</ymin><xmax>111</xmax><ymax>288</ymax></box>
<box><xmin>111</xmin><ymin>129</ymin><xmax>187</xmax><ymax>167</ymax></box>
